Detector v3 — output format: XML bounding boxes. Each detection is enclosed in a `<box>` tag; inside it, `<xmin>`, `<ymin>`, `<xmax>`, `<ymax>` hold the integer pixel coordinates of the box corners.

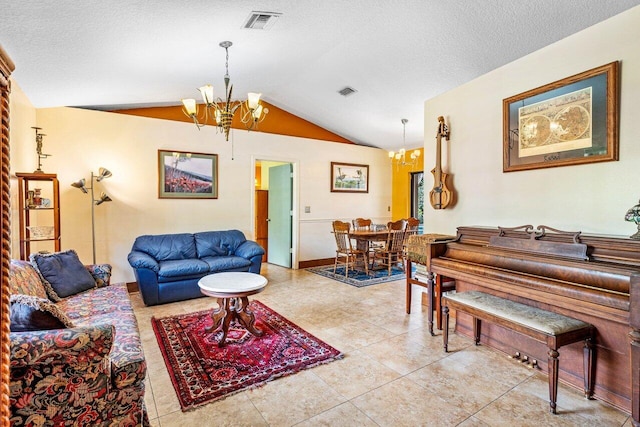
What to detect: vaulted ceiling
<box><xmin>2</xmin><ymin>1</ymin><xmax>639</xmax><ymax>150</ymax></box>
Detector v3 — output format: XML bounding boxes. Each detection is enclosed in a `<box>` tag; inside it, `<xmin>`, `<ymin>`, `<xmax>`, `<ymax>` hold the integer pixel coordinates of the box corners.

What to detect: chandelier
<box><xmin>389</xmin><ymin>119</ymin><xmax>421</xmax><ymax>168</ymax></box>
<box><xmin>181</xmin><ymin>41</ymin><xmax>268</xmax><ymax>141</ymax></box>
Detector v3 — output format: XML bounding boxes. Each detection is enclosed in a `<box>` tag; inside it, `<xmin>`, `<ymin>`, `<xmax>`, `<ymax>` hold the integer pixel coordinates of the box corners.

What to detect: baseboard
<box><xmin>298</xmin><ymin>258</ymin><xmax>334</xmax><ymax>269</ymax></box>
<box><xmin>126</xmin><ymin>281</ymin><xmax>139</xmax><ymax>293</ymax></box>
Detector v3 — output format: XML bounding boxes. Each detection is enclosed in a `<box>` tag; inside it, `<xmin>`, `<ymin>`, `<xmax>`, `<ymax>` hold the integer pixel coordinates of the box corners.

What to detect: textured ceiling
<box><xmin>1</xmin><ymin>1</ymin><xmax>639</xmax><ymax>150</ymax></box>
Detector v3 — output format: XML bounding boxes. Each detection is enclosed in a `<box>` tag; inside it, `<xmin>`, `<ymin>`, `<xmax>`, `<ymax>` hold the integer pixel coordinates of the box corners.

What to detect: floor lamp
<box><xmin>71</xmin><ymin>167</ymin><xmax>112</xmax><ymax>264</ymax></box>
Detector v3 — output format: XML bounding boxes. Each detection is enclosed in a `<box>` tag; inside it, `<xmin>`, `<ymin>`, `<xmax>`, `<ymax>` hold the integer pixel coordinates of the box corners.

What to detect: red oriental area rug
<box><xmin>151</xmin><ymin>301</ymin><xmax>343</xmax><ymax>411</ymax></box>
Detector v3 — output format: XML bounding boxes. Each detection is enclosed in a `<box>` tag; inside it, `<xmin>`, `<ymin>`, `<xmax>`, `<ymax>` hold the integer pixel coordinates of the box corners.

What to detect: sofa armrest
<box><xmin>10</xmin><ymin>324</ymin><xmax>114</xmax><ymax>368</ymax></box>
<box><xmin>128</xmin><ymin>250</ymin><xmax>159</xmax><ymax>272</ymax></box>
<box><xmin>8</xmin><ymin>325</ymin><xmax>147</xmax><ymax>426</ymax></box>
<box><xmin>85</xmin><ymin>263</ymin><xmax>112</xmax><ymax>287</ymax></box>
<box><xmin>235</xmin><ymin>240</ymin><xmax>265</xmax><ymax>260</ymax></box>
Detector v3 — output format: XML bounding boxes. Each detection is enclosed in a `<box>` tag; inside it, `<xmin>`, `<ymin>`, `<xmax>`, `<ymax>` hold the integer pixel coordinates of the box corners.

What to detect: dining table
<box><xmin>348</xmin><ymin>228</ymin><xmax>391</xmax><ymax>268</ymax></box>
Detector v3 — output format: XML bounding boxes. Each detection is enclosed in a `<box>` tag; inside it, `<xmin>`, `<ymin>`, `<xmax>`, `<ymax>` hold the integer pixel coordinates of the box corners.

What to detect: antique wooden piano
<box><xmin>410</xmin><ymin>225</ymin><xmax>640</xmax><ymax>424</ymax></box>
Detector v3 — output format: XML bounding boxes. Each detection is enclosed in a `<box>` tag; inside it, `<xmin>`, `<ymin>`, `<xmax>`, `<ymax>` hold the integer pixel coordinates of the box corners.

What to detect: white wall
<box><xmin>8</xmin><ymin>81</ymin><xmax>40</xmax><ymax>257</ymax></box>
<box><xmin>423</xmin><ymin>6</ymin><xmax>640</xmax><ymax>237</ymax></box>
<box><xmin>9</xmin><ymin>102</ymin><xmax>391</xmax><ymax>283</ymax></box>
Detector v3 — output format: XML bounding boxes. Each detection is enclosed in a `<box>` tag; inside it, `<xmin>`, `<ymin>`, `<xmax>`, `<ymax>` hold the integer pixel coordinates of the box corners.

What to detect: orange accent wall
<box><xmin>390</xmin><ymin>148</ymin><xmax>424</xmax><ymax>221</ymax></box>
<box><xmin>112</xmin><ymin>101</ymin><xmax>354</xmax><ymax>144</ymax></box>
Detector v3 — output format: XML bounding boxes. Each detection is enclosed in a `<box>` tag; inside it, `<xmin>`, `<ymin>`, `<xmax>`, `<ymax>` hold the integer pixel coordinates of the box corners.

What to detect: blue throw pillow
<box><xmin>30</xmin><ymin>250</ymin><xmax>97</xmax><ymax>301</ymax></box>
<box><xmin>10</xmin><ymin>294</ymin><xmax>74</xmax><ymax>332</ymax></box>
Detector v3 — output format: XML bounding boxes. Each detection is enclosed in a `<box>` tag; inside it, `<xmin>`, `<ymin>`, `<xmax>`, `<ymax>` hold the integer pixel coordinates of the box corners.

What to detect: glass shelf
<box><xmin>16</xmin><ymin>172</ymin><xmax>61</xmax><ymax>260</ymax></box>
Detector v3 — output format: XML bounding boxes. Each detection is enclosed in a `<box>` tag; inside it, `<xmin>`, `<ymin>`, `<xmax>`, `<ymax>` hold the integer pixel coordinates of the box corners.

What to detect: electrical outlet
<box><xmin>305</xmin><ymin>206</ymin><xmax>311</xmax><ymax>213</ymax></box>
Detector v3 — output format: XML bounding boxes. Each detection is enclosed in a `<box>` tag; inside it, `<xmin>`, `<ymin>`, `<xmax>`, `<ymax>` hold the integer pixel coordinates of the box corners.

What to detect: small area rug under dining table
<box><xmin>151</xmin><ymin>300</ymin><xmax>343</xmax><ymax>411</ymax></box>
<box><xmin>306</xmin><ymin>264</ymin><xmax>406</xmax><ymax>287</ymax></box>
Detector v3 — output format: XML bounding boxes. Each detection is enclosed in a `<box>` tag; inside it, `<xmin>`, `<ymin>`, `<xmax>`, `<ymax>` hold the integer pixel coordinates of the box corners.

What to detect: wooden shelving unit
<box><xmin>16</xmin><ymin>172</ymin><xmax>61</xmax><ymax>260</ymax></box>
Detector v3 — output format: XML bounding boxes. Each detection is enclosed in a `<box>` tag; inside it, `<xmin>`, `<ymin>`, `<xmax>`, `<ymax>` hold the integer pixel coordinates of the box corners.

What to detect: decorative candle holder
<box><xmin>625</xmin><ymin>200</ymin><xmax>640</xmax><ymax>240</ymax></box>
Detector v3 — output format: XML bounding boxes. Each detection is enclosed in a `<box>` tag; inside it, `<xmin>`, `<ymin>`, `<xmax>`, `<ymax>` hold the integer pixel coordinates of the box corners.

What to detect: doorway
<box><xmin>410</xmin><ymin>171</ymin><xmax>424</xmax><ymax>225</ymax></box>
<box><xmin>254</xmin><ymin>159</ymin><xmax>296</xmax><ymax>268</ymax></box>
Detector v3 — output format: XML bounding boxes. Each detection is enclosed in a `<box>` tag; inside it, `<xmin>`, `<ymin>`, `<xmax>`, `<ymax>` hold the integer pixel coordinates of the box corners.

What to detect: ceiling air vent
<box><xmin>338</xmin><ymin>87</ymin><xmax>357</xmax><ymax>97</ymax></box>
<box><xmin>243</xmin><ymin>11</ymin><xmax>282</xmax><ymax>30</ymax></box>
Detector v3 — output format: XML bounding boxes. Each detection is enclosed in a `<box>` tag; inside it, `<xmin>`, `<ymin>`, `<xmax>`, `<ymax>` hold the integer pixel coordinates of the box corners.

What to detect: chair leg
<box><xmin>345</xmin><ymin>254</ymin><xmax>350</xmax><ymax>277</ymax></box>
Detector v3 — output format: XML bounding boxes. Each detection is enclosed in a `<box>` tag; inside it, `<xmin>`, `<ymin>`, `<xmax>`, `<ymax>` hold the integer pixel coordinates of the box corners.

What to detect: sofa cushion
<box><xmin>195</xmin><ymin>230</ymin><xmax>247</xmax><ymax>257</ymax></box>
<box><xmin>30</xmin><ymin>250</ymin><xmax>96</xmax><ymax>301</ymax></box>
<box><xmin>158</xmin><ymin>259</ymin><xmax>210</xmax><ymax>278</ymax></box>
<box><xmin>57</xmin><ymin>283</ymin><xmax>147</xmax><ymax>390</ymax></box>
<box><xmin>9</xmin><ymin>294</ymin><xmax>74</xmax><ymax>332</ymax></box>
<box><xmin>131</xmin><ymin>233</ymin><xmax>196</xmax><ymax>261</ymax></box>
<box><xmin>8</xmin><ymin>260</ymin><xmax>48</xmax><ymax>299</ymax></box>
<box><xmin>201</xmin><ymin>256</ymin><xmax>252</xmax><ymax>272</ymax></box>
<box><xmin>235</xmin><ymin>240</ymin><xmax>266</xmax><ymax>260</ymax></box>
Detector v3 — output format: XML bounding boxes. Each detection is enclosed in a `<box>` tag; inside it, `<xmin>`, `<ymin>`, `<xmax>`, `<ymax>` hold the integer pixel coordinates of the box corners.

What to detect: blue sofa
<box><xmin>127</xmin><ymin>230</ymin><xmax>265</xmax><ymax>306</ymax></box>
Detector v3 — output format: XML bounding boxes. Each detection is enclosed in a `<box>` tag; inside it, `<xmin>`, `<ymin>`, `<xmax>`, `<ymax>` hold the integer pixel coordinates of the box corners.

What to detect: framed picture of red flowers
<box><xmin>158</xmin><ymin>150</ymin><xmax>218</xmax><ymax>199</ymax></box>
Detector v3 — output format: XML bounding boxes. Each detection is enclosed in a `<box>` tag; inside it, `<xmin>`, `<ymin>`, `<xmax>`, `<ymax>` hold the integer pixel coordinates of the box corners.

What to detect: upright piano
<box><xmin>415</xmin><ymin>225</ymin><xmax>640</xmax><ymax>424</ymax></box>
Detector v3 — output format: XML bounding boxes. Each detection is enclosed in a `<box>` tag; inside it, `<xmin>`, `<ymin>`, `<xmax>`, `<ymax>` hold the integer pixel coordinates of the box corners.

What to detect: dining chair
<box><xmin>387</xmin><ymin>219</ymin><xmax>407</xmax><ymax>233</ymax></box>
<box><xmin>400</xmin><ymin>217</ymin><xmax>420</xmax><ymax>267</ymax></box>
<box><xmin>352</xmin><ymin>217</ymin><xmax>385</xmax><ymax>258</ymax></box>
<box><xmin>352</xmin><ymin>218</ymin><xmax>372</xmax><ymax>230</ymax></box>
<box><xmin>332</xmin><ymin>220</ymin><xmax>368</xmax><ymax>277</ymax></box>
<box><xmin>405</xmin><ymin>217</ymin><xmax>420</xmax><ymax>236</ymax></box>
<box><xmin>372</xmin><ymin>219</ymin><xmax>406</xmax><ymax>275</ymax></box>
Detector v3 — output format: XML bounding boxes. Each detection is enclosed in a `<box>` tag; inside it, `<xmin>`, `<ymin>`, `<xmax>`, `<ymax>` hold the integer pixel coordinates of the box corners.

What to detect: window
<box><xmin>410</xmin><ymin>172</ymin><xmax>424</xmax><ymax>224</ymax></box>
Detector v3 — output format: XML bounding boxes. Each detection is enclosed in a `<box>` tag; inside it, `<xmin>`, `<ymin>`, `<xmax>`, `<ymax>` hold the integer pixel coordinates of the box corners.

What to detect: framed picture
<box><xmin>330</xmin><ymin>162</ymin><xmax>369</xmax><ymax>193</ymax></box>
<box><xmin>503</xmin><ymin>61</ymin><xmax>619</xmax><ymax>172</ymax></box>
<box><xmin>158</xmin><ymin>150</ymin><xmax>218</xmax><ymax>199</ymax></box>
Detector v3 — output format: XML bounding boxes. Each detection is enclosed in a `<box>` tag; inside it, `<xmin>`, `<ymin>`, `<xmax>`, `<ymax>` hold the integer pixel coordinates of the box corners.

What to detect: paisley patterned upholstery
<box><xmin>57</xmin><ymin>283</ymin><xmax>147</xmax><ymax>390</ymax></box>
<box><xmin>8</xmin><ymin>260</ymin><xmax>48</xmax><ymax>299</ymax></box>
<box><xmin>86</xmin><ymin>262</ymin><xmax>113</xmax><ymax>288</ymax></box>
<box><xmin>9</xmin><ymin>259</ymin><xmax>148</xmax><ymax>426</ymax></box>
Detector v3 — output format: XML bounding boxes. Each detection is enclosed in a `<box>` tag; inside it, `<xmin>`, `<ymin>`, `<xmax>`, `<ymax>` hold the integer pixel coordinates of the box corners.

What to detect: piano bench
<box><xmin>442</xmin><ymin>291</ymin><xmax>595</xmax><ymax>415</ymax></box>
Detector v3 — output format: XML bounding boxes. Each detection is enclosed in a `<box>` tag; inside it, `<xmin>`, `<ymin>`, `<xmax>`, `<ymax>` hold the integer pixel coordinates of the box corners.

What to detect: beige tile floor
<box><xmin>131</xmin><ymin>264</ymin><xmax>632</xmax><ymax>427</ymax></box>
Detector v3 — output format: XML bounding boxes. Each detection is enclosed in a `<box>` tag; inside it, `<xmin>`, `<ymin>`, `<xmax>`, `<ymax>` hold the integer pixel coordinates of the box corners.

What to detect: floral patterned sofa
<box><xmin>8</xmin><ymin>254</ymin><xmax>148</xmax><ymax>426</ymax></box>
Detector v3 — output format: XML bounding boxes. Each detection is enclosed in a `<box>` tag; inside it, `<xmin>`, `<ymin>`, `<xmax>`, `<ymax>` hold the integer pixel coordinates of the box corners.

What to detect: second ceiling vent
<box><xmin>338</xmin><ymin>87</ymin><xmax>358</xmax><ymax>97</ymax></box>
<box><xmin>243</xmin><ymin>11</ymin><xmax>282</xmax><ymax>30</ymax></box>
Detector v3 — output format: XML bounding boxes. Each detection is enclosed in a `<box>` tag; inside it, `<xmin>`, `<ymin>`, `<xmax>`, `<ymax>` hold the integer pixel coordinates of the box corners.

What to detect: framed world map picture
<box><xmin>502</xmin><ymin>61</ymin><xmax>618</xmax><ymax>172</ymax></box>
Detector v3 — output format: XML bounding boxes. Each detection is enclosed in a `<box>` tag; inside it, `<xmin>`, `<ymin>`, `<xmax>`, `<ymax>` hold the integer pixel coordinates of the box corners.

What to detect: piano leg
<box><xmin>631</xmin><ymin>329</ymin><xmax>640</xmax><ymax>426</ymax></box>
<box><xmin>473</xmin><ymin>317</ymin><xmax>481</xmax><ymax>346</ymax></box>
<box><xmin>630</xmin><ymin>274</ymin><xmax>640</xmax><ymax>426</ymax></box>
<box><xmin>428</xmin><ymin>272</ymin><xmax>435</xmax><ymax>336</ymax></box>
<box><xmin>548</xmin><ymin>348</ymin><xmax>560</xmax><ymax>414</ymax></box>
<box><xmin>443</xmin><ymin>305</ymin><xmax>450</xmax><ymax>352</ymax></box>
<box><xmin>583</xmin><ymin>336</ymin><xmax>595</xmax><ymax>399</ymax></box>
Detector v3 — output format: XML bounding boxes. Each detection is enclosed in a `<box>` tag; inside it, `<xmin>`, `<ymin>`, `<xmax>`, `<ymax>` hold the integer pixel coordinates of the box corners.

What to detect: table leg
<box><xmin>204</xmin><ymin>298</ymin><xmax>234</xmax><ymax>347</ymax></box>
<box><xmin>218</xmin><ymin>307</ymin><xmax>234</xmax><ymax>347</ymax></box>
<box><xmin>235</xmin><ymin>296</ymin><xmax>263</xmax><ymax>337</ymax></box>
<box><xmin>205</xmin><ymin>297</ymin><xmax>229</xmax><ymax>333</ymax></box>
<box><xmin>436</xmin><ymin>274</ymin><xmax>443</xmax><ymax>331</ymax></box>
<box><xmin>356</xmin><ymin>239</ymin><xmax>372</xmax><ymax>271</ymax></box>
